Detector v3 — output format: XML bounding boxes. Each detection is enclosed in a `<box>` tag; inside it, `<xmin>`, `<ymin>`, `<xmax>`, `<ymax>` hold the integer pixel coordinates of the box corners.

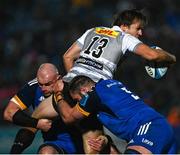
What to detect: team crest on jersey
<box><xmin>95</xmin><ymin>27</ymin><xmax>119</xmax><ymax>38</ymax></box>
<box><xmin>39</xmin><ymin>96</ymin><xmax>45</xmax><ymax>102</ymax></box>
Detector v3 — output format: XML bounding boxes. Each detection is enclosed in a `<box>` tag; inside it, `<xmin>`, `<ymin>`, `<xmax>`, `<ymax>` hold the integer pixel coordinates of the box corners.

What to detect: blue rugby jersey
<box><xmin>78</xmin><ymin>79</ymin><xmax>163</xmax><ymax>140</ymax></box>
<box><xmin>77</xmin><ymin>79</ymin><xmax>177</xmax><ymax>153</ymax></box>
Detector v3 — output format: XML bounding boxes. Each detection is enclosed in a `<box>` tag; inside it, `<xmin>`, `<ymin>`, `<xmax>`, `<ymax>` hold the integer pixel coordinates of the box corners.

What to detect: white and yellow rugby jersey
<box><xmin>63</xmin><ymin>26</ymin><xmax>142</xmax><ymax>82</ymax></box>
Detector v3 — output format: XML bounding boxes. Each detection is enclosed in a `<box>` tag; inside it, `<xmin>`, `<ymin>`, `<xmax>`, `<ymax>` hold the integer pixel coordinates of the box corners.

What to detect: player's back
<box><xmin>64</xmin><ymin>26</ymin><xmax>124</xmax><ymax>82</ymax></box>
<box><xmin>95</xmin><ymin>79</ymin><xmax>164</xmax><ymax>140</ymax></box>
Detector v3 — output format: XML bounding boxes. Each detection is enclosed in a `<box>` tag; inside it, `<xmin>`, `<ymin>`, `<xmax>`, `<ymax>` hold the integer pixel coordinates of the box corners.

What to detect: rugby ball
<box><xmin>145</xmin><ymin>46</ymin><xmax>168</xmax><ymax>79</ymax></box>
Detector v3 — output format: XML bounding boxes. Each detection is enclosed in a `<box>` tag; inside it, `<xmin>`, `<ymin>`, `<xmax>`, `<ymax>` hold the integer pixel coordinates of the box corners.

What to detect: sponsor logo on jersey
<box><xmin>107</xmin><ymin>82</ymin><xmax>119</xmax><ymax>87</ymax></box>
<box><xmin>76</xmin><ymin>56</ymin><xmax>103</xmax><ymax>70</ymax></box>
<box><xmin>28</xmin><ymin>78</ymin><xmax>38</xmax><ymax>86</ymax></box>
<box><xmin>95</xmin><ymin>28</ymin><xmax>119</xmax><ymax>38</ymax></box>
<box><xmin>142</xmin><ymin>138</ymin><xmax>154</xmax><ymax>146</ymax></box>
<box><xmin>137</xmin><ymin>122</ymin><xmax>151</xmax><ymax>135</ymax></box>
<box><xmin>39</xmin><ymin>96</ymin><xmax>45</xmax><ymax>102</ymax></box>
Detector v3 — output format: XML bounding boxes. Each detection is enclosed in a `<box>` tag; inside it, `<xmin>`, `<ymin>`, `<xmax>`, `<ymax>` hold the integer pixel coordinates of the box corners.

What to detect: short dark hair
<box><xmin>69</xmin><ymin>75</ymin><xmax>94</xmax><ymax>93</ymax></box>
<box><xmin>112</xmin><ymin>9</ymin><xmax>147</xmax><ymax>27</ymax></box>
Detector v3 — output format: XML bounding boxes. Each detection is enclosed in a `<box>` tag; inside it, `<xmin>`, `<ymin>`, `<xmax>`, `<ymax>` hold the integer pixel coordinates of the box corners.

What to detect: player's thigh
<box><xmin>32</xmin><ymin>95</ymin><xmax>58</xmax><ymax>119</ymax></box>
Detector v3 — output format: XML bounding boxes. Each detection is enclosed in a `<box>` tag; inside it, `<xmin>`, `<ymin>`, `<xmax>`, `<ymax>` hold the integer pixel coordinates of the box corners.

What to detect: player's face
<box><xmin>70</xmin><ymin>89</ymin><xmax>89</xmax><ymax>102</ymax></box>
<box><xmin>126</xmin><ymin>20</ymin><xmax>143</xmax><ymax>38</ymax></box>
<box><xmin>38</xmin><ymin>75</ymin><xmax>59</xmax><ymax>97</ymax></box>
<box><xmin>70</xmin><ymin>92</ymin><xmax>82</xmax><ymax>102</ymax></box>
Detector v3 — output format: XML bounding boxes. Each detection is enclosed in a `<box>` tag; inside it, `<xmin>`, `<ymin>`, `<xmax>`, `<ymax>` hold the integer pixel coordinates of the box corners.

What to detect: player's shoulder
<box><xmin>16</xmin><ymin>78</ymin><xmax>39</xmax><ymax>100</ymax></box>
<box><xmin>22</xmin><ymin>78</ymin><xmax>39</xmax><ymax>90</ymax></box>
<box><xmin>27</xmin><ymin>78</ymin><xmax>38</xmax><ymax>86</ymax></box>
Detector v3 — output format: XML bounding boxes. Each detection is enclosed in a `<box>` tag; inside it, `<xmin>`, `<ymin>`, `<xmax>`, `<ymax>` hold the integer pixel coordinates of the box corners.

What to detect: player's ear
<box><xmin>57</xmin><ymin>75</ymin><xmax>62</xmax><ymax>80</ymax></box>
<box><xmin>80</xmin><ymin>87</ymin><xmax>88</xmax><ymax>95</ymax></box>
<box><xmin>120</xmin><ymin>24</ymin><xmax>128</xmax><ymax>32</ymax></box>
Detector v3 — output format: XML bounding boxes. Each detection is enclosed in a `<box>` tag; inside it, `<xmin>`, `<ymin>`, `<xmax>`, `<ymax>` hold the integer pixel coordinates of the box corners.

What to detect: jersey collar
<box><xmin>112</xmin><ymin>26</ymin><xmax>122</xmax><ymax>32</ymax></box>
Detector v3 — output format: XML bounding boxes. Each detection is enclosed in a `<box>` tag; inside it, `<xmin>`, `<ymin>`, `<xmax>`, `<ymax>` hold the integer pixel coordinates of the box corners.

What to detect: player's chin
<box><xmin>44</xmin><ymin>92</ymin><xmax>52</xmax><ymax>97</ymax></box>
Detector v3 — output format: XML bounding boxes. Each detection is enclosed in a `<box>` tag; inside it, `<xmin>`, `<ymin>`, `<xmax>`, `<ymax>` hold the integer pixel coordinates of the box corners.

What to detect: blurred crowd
<box><xmin>0</xmin><ymin>0</ymin><xmax>180</xmax><ymax>151</ymax></box>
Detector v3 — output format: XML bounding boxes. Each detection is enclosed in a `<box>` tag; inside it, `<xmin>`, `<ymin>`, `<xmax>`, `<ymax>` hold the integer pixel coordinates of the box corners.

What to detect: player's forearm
<box><xmin>57</xmin><ymin>99</ymin><xmax>76</xmax><ymax>123</ymax></box>
<box><xmin>135</xmin><ymin>44</ymin><xmax>176</xmax><ymax>64</ymax></box>
<box><xmin>55</xmin><ymin>92</ymin><xmax>75</xmax><ymax>123</ymax></box>
<box><xmin>12</xmin><ymin>109</ymin><xmax>38</xmax><ymax>128</ymax></box>
<box><xmin>156</xmin><ymin>49</ymin><xmax>176</xmax><ymax>64</ymax></box>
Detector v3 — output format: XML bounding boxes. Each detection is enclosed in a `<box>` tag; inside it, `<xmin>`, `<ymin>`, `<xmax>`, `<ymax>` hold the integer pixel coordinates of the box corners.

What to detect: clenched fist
<box><xmin>36</xmin><ymin>119</ymin><xmax>52</xmax><ymax>132</ymax></box>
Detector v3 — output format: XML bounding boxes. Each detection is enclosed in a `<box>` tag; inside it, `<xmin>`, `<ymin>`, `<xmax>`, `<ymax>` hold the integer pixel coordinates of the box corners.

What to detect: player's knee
<box><xmin>38</xmin><ymin>145</ymin><xmax>59</xmax><ymax>154</ymax></box>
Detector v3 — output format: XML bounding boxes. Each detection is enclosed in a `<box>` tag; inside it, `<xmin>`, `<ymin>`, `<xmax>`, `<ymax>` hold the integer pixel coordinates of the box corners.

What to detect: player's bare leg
<box><xmin>32</xmin><ymin>95</ymin><xmax>58</xmax><ymax>119</ymax></box>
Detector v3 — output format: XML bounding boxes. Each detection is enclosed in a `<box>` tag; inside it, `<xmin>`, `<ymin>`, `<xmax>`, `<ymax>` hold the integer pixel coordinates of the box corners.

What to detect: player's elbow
<box><xmin>62</xmin><ymin>116</ymin><xmax>74</xmax><ymax>124</ymax></box>
<box><xmin>3</xmin><ymin>102</ymin><xmax>21</xmax><ymax>122</ymax></box>
<box><xmin>3</xmin><ymin>108</ymin><xmax>14</xmax><ymax>122</ymax></box>
<box><xmin>63</xmin><ymin>50</ymin><xmax>74</xmax><ymax>61</ymax></box>
<box><xmin>62</xmin><ymin>117</ymin><xmax>72</xmax><ymax>124</ymax></box>
<box><xmin>63</xmin><ymin>53</ymin><xmax>69</xmax><ymax>62</ymax></box>
<box><xmin>61</xmin><ymin>113</ymin><xmax>77</xmax><ymax>124</ymax></box>
<box><xmin>3</xmin><ymin>105</ymin><xmax>20</xmax><ymax>122</ymax></box>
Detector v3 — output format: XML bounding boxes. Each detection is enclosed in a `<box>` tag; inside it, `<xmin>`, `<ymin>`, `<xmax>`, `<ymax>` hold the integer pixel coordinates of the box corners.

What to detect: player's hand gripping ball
<box><xmin>145</xmin><ymin>46</ymin><xmax>168</xmax><ymax>79</ymax></box>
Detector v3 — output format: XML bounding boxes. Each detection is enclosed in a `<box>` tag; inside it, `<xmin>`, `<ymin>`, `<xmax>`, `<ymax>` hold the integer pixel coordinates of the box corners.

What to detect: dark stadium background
<box><xmin>0</xmin><ymin>0</ymin><xmax>179</xmax><ymax>153</ymax></box>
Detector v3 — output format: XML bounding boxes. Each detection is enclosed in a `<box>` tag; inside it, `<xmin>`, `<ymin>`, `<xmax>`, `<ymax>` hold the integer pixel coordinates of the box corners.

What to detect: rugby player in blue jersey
<box><xmin>3</xmin><ymin>63</ymin><xmax>82</xmax><ymax>154</ymax></box>
<box><xmin>53</xmin><ymin>75</ymin><xmax>177</xmax><ymax>154</ymax></box>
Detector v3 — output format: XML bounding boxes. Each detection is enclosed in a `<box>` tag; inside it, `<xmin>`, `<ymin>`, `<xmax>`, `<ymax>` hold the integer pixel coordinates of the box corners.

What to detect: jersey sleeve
<box><xmin>76</xmin><ymin>90</ymin><xmax>99</xmax><ymax>117</ymax></box>
<box><xmin>10</xmin><ymin>80</ymin><xmax>37</xmax><ymax>110</ymax></box>
<box><xmin>122</xmin><ymin>33</ymin><xmax>142</xmax><ymax>54</ymax></box>
<box><xmin>76</xmin><ymin>28</ymin><xmax>94</xmax><ymax>48</ymax></box>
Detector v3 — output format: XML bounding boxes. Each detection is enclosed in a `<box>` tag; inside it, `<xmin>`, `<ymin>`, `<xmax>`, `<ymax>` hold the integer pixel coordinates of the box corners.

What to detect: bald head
<box><xmin>37</xmin><ymin>63</ymin><xmax>59</xmax><ymax>79</ymax></box>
